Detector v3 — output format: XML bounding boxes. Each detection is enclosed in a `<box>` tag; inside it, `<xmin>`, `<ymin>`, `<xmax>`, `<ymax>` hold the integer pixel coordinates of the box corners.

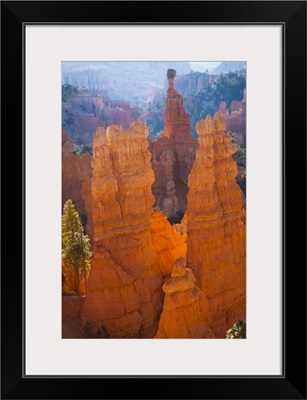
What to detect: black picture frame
<box><xmin>1</xmin><ymin>1</ymin><xmax>306</xmax><ymax>399</ymax></box>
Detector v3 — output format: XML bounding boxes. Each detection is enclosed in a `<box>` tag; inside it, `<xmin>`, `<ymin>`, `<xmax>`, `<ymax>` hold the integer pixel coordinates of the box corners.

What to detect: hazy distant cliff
<box><xmin>62</xmin><ymin>62</ymin><xmax>191</xmax><ymax>106</ymax></box>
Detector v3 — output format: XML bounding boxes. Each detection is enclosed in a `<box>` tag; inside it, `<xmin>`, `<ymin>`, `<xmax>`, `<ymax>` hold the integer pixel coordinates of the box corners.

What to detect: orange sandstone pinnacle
<box><xmin>186</xmin><ymin>112</ymin><xmax>246</xmax><ymax>337</ymax></box>
<box><xmin>63</xmin><ymin>79</ymin><xmax>246</xmax><ymax>339</ymax></box>
<box><xmin>81</xmin><ymin>121</ymin><xmax>186</xmax><ymax>338</ymax></box>
<box><xmin>156</xmin><ymin>257</ymin><xmax>210</xmax><ymax>338</ymax></box>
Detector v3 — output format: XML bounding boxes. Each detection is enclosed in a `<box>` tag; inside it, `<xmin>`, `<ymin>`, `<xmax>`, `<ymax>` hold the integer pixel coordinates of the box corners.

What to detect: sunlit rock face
<box><xmin>186</xmin><ymin>112</ymin><xmax>246</xmax><ymax>337</ymax></box>
<box><xmin>149</xmin><ymin>69</ymin><xmax>198</xmax><ymax>218</ymax></box>
<box><xmin>62</xmin><ymin>69</ymin><xmax>247</xmax><ymax>339</ymax></box>
<box><xmin>62</xmin><ymin>259</ymin><xmax>87</xmax><ymax>295</ymax></box>
<box><xmin>155</xmin><ymin>257</ymin><xmax>210</xmax><ymax>338</ymax></box>
<box><xmin>81</xmin><ymin>121</ymin><xmax>186</xmax><ymax>338</ymax></box>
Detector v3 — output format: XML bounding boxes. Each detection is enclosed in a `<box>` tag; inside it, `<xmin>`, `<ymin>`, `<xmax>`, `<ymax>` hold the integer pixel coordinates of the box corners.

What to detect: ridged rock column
<box><xmin>186</xmin><ymin>112</ymin><xmax>246</xmax><ymax>337</ymax></box>
<box><xmin>81</xmin><ymin>121</ymin><xmax>186</xmax><ymax>338</ymax></box>
<box><xmin>149</xmin><ymin>69</ymin><xmax>198</xmax><ymax>218</ymax></box>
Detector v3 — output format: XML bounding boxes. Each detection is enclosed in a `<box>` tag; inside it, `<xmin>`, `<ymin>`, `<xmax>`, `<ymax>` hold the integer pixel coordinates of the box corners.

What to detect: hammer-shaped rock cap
<box><xmin>167</xmin><ymin>69</ymin><xmax>176</xmax><ymax>79</ymax></box>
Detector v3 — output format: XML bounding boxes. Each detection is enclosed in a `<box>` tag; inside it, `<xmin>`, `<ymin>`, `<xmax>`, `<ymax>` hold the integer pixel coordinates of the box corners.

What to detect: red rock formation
<box><xmin>219</xmin><ymin>89</ymin><xmax>246</xmax><ymax>147</ymax></box>
<box><xmin>81</xmin><ymin>176</ymin><xmax>94</xmax><ymax>239</ymax></box>
<box><xmin>62</xmin><ymin>133</ymin><xmax>93</xmax><ymax>299</ymax></box>
<box><xmin>186</xmin><ymin>112</ymin><xmax>246</xmax><ymax>337</ymax></box>
<box><xmin>62</xmin><ymin>131</ymin><xmax>74</xmax><ymax>156</ymax></box>
<box><xmin>156</xmin><ymin>257</ymin><xmax>210</xmax><ymax>338</ymax></box>
<box><xmin>63</xmin><ymin>94</ymin><xmax>142</xmax><ymax>144</ymax></box>
<box><xmin>149</xmin><ymin>69</ymin><xmax>198</xmax><ymax>218</ymax></box>
<box><xmin>81</xmin><ymin>121</ymin><xmax>186</xmax><ymax>338</ymax></box>
<box><xmin>62</xmin><ymin>294</ymin><xmax>85</xmax><ymax>338</ymax></box>
<box><xmin>62</xmin><ymin>259</ymin><xmax>88</xmax><ymax>295</ymax></box>
<box><xmin>149</xmin><ymin>211</ymin><xmax>187</xmax><ymax>277</ymax></box>
<box><xmin>62</xmin><ymin>132</ymin><xmax>92</xmax><ymax>216</ymax></box>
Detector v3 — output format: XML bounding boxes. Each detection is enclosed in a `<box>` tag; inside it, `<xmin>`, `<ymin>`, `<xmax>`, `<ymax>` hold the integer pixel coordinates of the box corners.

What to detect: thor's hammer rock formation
<box><xmin>149</xmin><ymin>69</ymin><xmax>198</xmax><ymax>218</ymax></box>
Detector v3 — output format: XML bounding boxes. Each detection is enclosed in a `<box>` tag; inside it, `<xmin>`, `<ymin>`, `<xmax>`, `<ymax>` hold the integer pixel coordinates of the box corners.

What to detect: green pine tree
<box><xmin>226</xmin><ymin>320</ymin><xmax>246</xmax><ymax>339</ymax></box>
<box><xmin>62</xmin><ymin>199</ymin><xmax>92</xmax><ymax>294</ymax></box>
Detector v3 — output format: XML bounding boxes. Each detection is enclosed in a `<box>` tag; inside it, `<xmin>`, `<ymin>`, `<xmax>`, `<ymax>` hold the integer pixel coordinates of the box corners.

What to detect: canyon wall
<box><xmin>186</xmin><ymin>112</ymin><xmax>246</xmax><ymax>337</ymax></box>
<box><xmin>63</xmin><ymin>93</ymin><xmax>142</xmax><ymax>144</ymax></box>
<box><xmin>62</xmin><ymin>259</ymin><xmax>87</xmax><ymax>295</ymax></box>
<box><xmin>219</xmin><ymin>89</ymin><xmax>246</xmax><ymax>147</ymax></box>
<box><xmin>149</xmin><ymin>69</ymin><xmax>198</xmax><ymax>218</ymax></box>
<box><xmin>62</xmin><ymin>132</ymin><xmax>92</xmax><ymax>216</ymax></box>
<box><xmin>62</xmin><ymin>294</ymin><xmax>85</xmax><ymax>338</ymax></box>
<box><xmin>81</xmin><ymin>121</ymin><xmax>186</xmax><ymax>338</ymax></box>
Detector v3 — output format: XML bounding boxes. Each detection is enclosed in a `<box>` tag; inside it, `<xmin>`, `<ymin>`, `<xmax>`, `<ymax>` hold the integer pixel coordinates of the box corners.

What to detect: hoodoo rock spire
<box><xmin>149</xmin><ymin>69</ymin><xmax>198</xmax><ymax>218</ymax></box>
<box><xmin>80</xmin><ymin>121</ymin><xmax>186</xmax><ymax>338</ymax></box>
<box><xmin>166</xmin><ymin>68</ymin><xmax>176</xmax><ymax>95</ymax></box>
<box><xmin>186</xmin><ymin>112</ymin><xmax>246</xmax><ymax>337</ymax></box>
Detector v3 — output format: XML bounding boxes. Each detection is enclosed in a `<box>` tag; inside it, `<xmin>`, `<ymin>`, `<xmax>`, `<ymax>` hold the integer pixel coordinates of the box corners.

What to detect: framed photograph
<box><xmin>1</xmin><ymin>1</ymin><xmax>306</xmax><ymax>399</ymax></box>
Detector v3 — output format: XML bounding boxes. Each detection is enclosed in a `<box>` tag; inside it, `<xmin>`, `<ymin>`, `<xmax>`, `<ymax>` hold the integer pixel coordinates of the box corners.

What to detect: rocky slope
<box><xmin>80</xmin><ymin>121</ymin><xmax>186</xmax><ymax>338</ymax></box>
<box><xmin>186</xmin><ymin>112</ymin><xmax>246</xmax><ymax>337</ymax></box>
